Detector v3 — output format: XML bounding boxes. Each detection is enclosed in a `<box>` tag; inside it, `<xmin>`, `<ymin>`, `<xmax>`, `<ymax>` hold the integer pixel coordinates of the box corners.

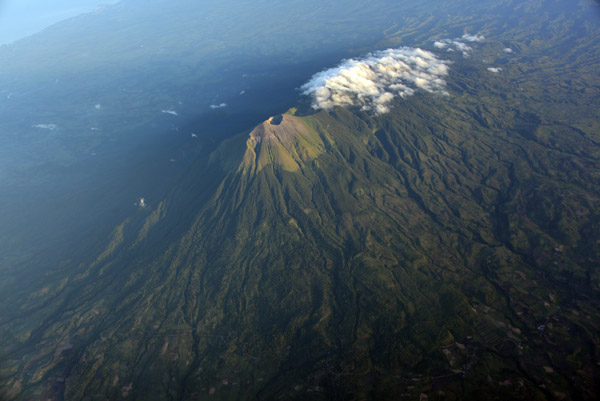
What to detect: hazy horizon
<box><xmin>0</xmin><ymin>0</ymin><xmax>120</xmax><ymax>45</ymax></box>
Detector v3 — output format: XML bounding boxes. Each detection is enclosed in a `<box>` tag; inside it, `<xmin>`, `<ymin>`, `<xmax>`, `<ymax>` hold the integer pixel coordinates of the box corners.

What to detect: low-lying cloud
<box><xmin>433</xmin><ymin>34</ymin><xmax>485</xmax><ymax>57</ymax></box>
<box><xmin>32</xmin><ymin>123</ymin><xmax>57</xmax><ymax>130</ymax></box>
<box><xmin>210</xmin><ymin>103</ymin><xmax>227</xmax><ymax>109</ymax></box>
<box><xmin>301</xmin><ymin>47</ymin><xmax>449</xmax><ymax>114</ymax></box>
<box><xmin>461</xmin><ymin>34</ymin><xmax>485</xmax><ymax>42</ymax></box>
<box><xmin>434</xmin><ymin>40</ymin><xmax>472</xmax><ymax>56</ymax></box>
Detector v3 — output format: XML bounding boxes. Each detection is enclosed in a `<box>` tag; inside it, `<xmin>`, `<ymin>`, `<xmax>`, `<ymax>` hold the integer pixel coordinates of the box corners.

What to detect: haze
<box><xmin>0</xmin><ymin>0</ymin><xmax>120</xmax><ymax>44</ymax></box>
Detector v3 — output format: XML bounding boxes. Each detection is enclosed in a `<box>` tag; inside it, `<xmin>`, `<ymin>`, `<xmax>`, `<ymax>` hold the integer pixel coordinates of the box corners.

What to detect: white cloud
<box><xmin>451</xmin><ymin>41</ymin><xmax>472</xmax><ymax>53</ymax></box>
<box><xmin>301</xmin><ymin>47</ymin><xmax>449</xmax><ymax>114</ymax></box>
<box><xmin>161</xmin><ymin>109</ymin><xmax>178</xmax><ymax>116</ymax></box>
<box><xmin>94</xmin><ymin>104</ymin><xmax>102</xmax><ymax>110</ymax></box>
<box><xmin>503</xmin><ymin>48</ymin><xmax>513</xmax><ymax>53</ymax></box>
<box><xmin>462</xmin><ymin>34</ymin><xmax>485</xmax><ymax>42</ymax></box>
<box><xmin>487</xmin><ymin>67</ymin><xmax>502</xmax><ymax>73</ymax></box>
<box><xmin>32</xmin><ymin>123</ymin><xmax>57</xmax><ymax>130</ymax></box>
<box><xmin>433</xmin><ymin>34</ymin><xmax>485</xmax><ymax>57</ymax></box>
<box><xmin>210</xmin><ymin>103</ymin><xmax>227</xmax><ymax>109</ymax></box>
<box><xmin>433</xmin><ymin>39</ymin><xmax>472</xmax><ymax>57</ymax></box>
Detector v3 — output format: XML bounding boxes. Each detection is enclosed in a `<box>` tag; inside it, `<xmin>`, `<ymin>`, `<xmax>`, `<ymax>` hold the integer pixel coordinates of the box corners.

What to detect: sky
<box><xmin>0</xmin><ymin>0</ymin><xmax>120</xmax><ymax>44</ymax></box>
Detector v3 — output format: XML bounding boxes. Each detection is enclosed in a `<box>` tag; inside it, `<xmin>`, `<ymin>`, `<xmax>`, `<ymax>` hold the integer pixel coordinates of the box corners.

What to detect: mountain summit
<box><xmin>239</xmin><ymin>113</ymin><xmax>325</xmax><ymax>174</ymax></box>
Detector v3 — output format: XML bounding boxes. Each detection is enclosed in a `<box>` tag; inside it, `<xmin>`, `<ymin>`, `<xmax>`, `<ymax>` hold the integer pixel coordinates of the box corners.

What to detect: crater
<box><xmin>268</xmin><ymin>114</ymin><xmax>284</xmax><ymax>125</ymax></box>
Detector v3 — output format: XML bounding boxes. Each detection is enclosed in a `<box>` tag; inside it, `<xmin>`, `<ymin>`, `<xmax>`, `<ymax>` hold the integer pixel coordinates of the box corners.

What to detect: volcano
<box><xmin>1</xmin><ymin>1</ymin><xmax>600</xmax><ymax>398</ymax></box>
<box><xmin>4</xmin><ymin>93</ymin><xmax>599</xmax><ymax>400</ymax></box>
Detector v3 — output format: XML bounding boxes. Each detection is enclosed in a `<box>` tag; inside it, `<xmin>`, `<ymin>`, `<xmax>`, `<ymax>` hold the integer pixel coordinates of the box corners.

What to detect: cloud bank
<box><xmin>32</xmin><ymin>123</ymin><xmax>57</xmax><ymax>130</ymax></box>
<box><xmin>487</xmin><ymin>67</ymin><xmax>502</xmax><ymax>73</ymax></box>
<box><xmin>301</xmin><ymin>47</ymin><xmax>449</xmax><ymax>114</ymax></box>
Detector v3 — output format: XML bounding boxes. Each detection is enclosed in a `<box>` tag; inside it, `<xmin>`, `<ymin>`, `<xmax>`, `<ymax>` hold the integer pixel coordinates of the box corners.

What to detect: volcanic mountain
<box><xmin>3</xmin><ymin>84</ymin><xmax>599</xmax><ymax>400</ymax></box>
<box><xmin>2</xmin><ymin>0</ymin><xmax>600</xmax><ymax>399</ymax></box>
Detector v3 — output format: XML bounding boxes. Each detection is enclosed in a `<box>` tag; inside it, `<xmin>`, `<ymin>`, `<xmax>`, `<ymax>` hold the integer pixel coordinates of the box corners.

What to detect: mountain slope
<box><xmin>4</xmin><ymin>84</ymin><xmax>597</xmax><ymax>400</ymax></box>
<box><xmin>174</xmin><ymin>99</ymin><xmax>598</xmax><ymax>400</ymax></box>
<box><xmin>2</xmin><ymin>2</ymin><xmax>600</xmax><ymax>399</ymax></box>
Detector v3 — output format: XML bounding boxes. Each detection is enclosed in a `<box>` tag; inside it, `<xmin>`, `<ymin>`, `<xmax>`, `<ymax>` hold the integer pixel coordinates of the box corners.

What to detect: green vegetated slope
<box><xmin>2</xmin><ymin>1</ymin><xmax>600</xmax><ymax>401</ymax></box>
<box><xmin>142</xmin><ymin>97</ymin><xmax>599</xmax><ymax>400</ymax></box>
<box><xmin>3</xmin><ymin>60</ymin><xmax>599</xmax><ymax>400</ymax></box>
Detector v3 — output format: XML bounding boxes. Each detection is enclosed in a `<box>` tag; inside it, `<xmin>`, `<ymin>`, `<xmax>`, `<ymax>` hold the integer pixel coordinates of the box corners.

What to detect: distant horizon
<box><xmin>0</xmin><ymin>0</ymin><xmax>120</xmax><ymax>45</ymax></box>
